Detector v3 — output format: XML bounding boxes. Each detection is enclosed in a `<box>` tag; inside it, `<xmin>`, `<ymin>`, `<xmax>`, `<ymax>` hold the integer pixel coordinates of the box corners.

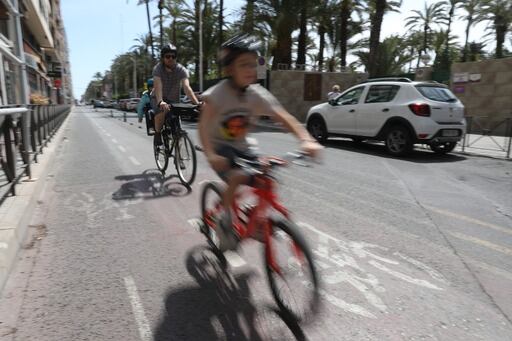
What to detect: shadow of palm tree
<box><xmin>111</xmin><ymin>169</ymin><xmax>191</xmax><ymax>201</ymax></box>
<box><xmin>153</xmin><ymin>246</ymin><xmax>307</xmax><ymax>341</ymax></box>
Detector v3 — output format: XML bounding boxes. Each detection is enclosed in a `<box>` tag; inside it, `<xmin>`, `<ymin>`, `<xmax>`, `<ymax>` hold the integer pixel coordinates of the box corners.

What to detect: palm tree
<box><xmin>444</xmin><ymin>0</ymin><xmax>462</xmax><ymax>49</ymax></box>
<box><xmin>258</xmin><ymin>0</ymin><xmax>301</xmax><ymax>70</ymax></box>
<box><xmin>218</xmin><ymin>0</ymin><xmax>225</xmax><ymax>75</ymax></box>
<box><xmin>479</xmin><ymin>0</ymin><xmax>512</xmax><ymax>58</ymax></box>
<box><xmin>296</xmin><ymin>0</ymin><xmax>310</xmax><ymax>67</ymax></box>
<box><xmin>313</xmin><ymin>0</ymin><xmax>338</xmax><ymax>71</ymax></box>
<box><xmin>405</xmin><ymin>1</ymin><xmax>447</xmax><ymax>68</ymax></box>
<box><xmin>367</xmin><ymin>0</ymin><xmax>402</xmax><ymax>77</ymax></box>
<box><xmin>339</xmin><ymin>0</ymin><xmax>364</xmax><ymax>68</ymax></box>
<box><xmin>352</xmin><ymin>35</ymin><xmax>414</xmax><ymax>76</ymax></box>
<box><xmin>135</xmin><ymin>0</ymin><xmax>156</xmax><ymax>61</ymax></box>
<box><xmin>459</xmin><ymin>0</ymin><xmax>483</xmax><ymax>62</ymax></box>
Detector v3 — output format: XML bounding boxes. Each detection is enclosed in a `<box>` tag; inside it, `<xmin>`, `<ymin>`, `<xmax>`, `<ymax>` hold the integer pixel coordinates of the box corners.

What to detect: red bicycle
<box><xmin>200</xmin><ymin>154</ymin><xmax>320</xmax><ymax>322</ymax></box>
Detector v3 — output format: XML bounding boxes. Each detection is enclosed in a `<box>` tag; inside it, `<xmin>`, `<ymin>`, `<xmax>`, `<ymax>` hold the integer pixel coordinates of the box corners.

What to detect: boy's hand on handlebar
<box><xmin>300</xmin><ymin>139</ymin><xmax>323</xmax><ymax>159</ymax></box>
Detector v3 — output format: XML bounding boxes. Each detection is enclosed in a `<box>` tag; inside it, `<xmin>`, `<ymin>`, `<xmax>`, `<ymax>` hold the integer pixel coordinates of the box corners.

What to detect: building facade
<box><xmin>0</xmin><ymin>0</ymin><xmax>72</xmax><ymax>106</ymax></box>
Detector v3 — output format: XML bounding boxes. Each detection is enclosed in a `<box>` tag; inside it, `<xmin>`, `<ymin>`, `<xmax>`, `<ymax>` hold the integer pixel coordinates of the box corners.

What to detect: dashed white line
<box><xmin>118</xmin><ymin>146</ymin><xmax>127</xmax><ymax>153</ymax></box>
<box><xmin>111</xmin><ymin>138</ymin><xmax>118</xmax><ymax>144</ymax></box>
<box><xmin>129</xmin><ymin>156</ymin><xmax>141</xmax><ymax>166</ymax></box>
<box><xmin>105</xmin><ymin>133</ymin><xmax>111</xmax><ymax>137</ymax></box>
<box><xmin>124</xmin><ymin>276</ymin><xmax>153</xmax><ymax>341</ymax></box>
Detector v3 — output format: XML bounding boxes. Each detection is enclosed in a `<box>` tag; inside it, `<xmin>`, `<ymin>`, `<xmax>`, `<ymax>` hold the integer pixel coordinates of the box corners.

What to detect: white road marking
<box><xmin>318</xmin><ymin>289</ymin><xmax>376</xmax><ymax>319</ymax></box>
<box><xmin>129</xmin><ymin>156</ymin><xmax>141</xmax><ymax>166</ymax></box>
<box><xmin>449</xmin><ymin>232</ymin><xmax>512</xmax><ymax>256</ymax></box>
<box><xmin>106</xmin><ymin>133</ymin><xmax>111</xmax><ymax>137</ymax></box>
<box><xmin>111</xmin><ymin>138</ymin><xmax>118</xmax><ymax>144</ymax></box>
<box><xmin>118</xmin><ymin>145</ymin><xmax>127</xmax><ymax>153</ymax></box>
<box><xmin>393</xmin><ymin>252</ymin><xmax>448</xmax><ymax>284</ymax></box>
<box><xmin>424</xmin><ymin>204</ymin><xmax>512</xmax><ymax>236</ymax></box>
<box><xmin>124</xmin><ymin>276</ymin><xmax>153</xmax><ymax>341</ymax></box>
<box><xmin>369</xmin><ymin>260</ymin><xmax>443</xmax><ymax>290</ymax></box>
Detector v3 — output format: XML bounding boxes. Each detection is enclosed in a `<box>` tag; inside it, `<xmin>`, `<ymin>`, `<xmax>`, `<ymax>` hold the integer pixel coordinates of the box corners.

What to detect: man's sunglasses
<box><xmin>164</xmin><ymin>54</ymin><xmax>177</xmax><ymax>59</ymax></box>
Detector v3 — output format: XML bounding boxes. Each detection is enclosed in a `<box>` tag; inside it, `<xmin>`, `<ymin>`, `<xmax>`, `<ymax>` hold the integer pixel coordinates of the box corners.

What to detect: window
<box><xmin>416</xmin><ymin>85</ymin><xmax>458</xmax><ymax>103</ymax></box>
<box><xmin>365</xmin><ymin>85</ymin><xmax>400</xmax><ymax>103</ymax></box>
<box><xmin>337</xmin><ymin>87</ymin><xmax>364</xmax><ymax>105</ymax></box>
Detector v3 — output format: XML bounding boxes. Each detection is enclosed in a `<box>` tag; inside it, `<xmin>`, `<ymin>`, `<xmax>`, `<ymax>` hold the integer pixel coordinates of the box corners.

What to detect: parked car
<box><xmin>126</xmin><ymin>98</ymin><xmax>140</xmax><ymax>111</ymax></box>
<box><xmin>93</xmin><ymin>100</ymin><xmax>105</xmax><ymax>108</ymax></box>
<box><xmin>118</xmin><ymin>99</ymin><xmax>129</xmax><ymax>110</ymax></box>
<box><xmin>306</xmin><ymin>78</ymin><xmax>466</xmax><ymax>156</ymax></box>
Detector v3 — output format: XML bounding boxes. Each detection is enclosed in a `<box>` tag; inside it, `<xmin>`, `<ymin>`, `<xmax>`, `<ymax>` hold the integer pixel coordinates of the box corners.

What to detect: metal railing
<box><xmin>0</xmin><ymin>104</ymin><xmax>71</xmax><ymax>204</ymax></box>
<box><xmin>461</xmin><ymin>116</ymin><xmax>512</xmax><ymax>159</ymax></box>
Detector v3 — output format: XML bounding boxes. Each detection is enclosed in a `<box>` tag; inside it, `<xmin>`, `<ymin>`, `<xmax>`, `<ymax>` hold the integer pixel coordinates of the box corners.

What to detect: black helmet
<box><xmin>220</xmin><ymin>34</ymin><xmax>261</xmax><ymax>67</ymax></box>
<box><xmin>161</xmin><ymin>44</ymin><xmax>177</xmax><ymax>58</ymax></box>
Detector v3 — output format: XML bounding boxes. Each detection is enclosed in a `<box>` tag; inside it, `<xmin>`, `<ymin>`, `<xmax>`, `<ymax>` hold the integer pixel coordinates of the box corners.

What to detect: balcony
<box><xmin>23</xmin><ymin>0</ymin><xmax>53</xmax><ymax>48</ymax></box>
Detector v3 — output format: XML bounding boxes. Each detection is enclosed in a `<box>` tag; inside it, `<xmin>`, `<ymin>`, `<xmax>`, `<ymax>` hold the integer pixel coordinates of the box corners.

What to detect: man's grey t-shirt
<box><xmin>202</xmin><ymin>79</ymin><xmax>284</xmax><ymax>150</ymax></box>
<box><xmin>152</xmin><ymin>62</ymin><xmax>189</xmax><ymax>103</ymax></box>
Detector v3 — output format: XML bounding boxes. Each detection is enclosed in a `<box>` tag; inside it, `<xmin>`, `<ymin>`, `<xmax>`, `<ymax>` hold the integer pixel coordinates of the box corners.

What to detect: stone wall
<box><xmin>451</xmin><ymin>57</ymin><xmax>512</xmax><ymax>135</ymax></box>
<box><xmin>269</xmin><ymin>71</ymin><xmax>367</xmax><ymax>122</ymax></box>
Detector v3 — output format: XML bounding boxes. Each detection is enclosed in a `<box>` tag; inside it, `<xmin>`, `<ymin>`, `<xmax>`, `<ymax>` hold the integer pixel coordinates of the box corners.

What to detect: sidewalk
<box><xmin>0</xmin><ymin>112</ymin><xmax>70</xmax><ymax>293</ymax></box>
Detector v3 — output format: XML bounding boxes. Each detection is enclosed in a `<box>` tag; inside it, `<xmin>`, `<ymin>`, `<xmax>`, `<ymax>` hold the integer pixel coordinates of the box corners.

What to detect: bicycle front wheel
<box><xmin>265</xmin><ymin>218</ymin><xmax>320</xmax><ymax>323</ymax></box>
<box><xmin>174</xmin><ymin>133</ymin><xmax>197</xmax><ymax>186</ymax></box>
<box><xmin>154</xmin><ymin>135</ymin><xmax>169</xmax><ymax>173</ymax></box>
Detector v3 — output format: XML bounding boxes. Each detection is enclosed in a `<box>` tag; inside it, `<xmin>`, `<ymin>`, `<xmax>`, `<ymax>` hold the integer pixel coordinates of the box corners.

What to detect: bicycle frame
<box><xmin>204</xmin><ymin>171</ymin><xmax>297</xmax><ymax>275</ymax></box>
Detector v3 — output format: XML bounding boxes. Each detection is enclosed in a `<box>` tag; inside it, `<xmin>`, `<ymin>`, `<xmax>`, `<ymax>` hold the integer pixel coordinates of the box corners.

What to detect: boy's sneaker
<box><xmin>216</xmin><ymin>211</ymin><xmax>238</xmax><ymax>252</ymax></box>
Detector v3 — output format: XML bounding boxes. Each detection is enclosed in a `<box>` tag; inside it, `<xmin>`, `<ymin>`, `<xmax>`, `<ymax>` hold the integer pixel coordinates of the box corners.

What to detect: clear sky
<box><xmin>62</xmin><ymin>0</ymin><xmax>505</xmax><ymax>99</ymax></box>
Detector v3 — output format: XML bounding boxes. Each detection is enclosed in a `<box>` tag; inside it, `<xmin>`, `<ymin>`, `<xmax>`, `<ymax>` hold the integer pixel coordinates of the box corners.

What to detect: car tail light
<box><xmin>409</xmin><ymin>103</ymin><xmax>431</xmax><ymax>117</ymax></box>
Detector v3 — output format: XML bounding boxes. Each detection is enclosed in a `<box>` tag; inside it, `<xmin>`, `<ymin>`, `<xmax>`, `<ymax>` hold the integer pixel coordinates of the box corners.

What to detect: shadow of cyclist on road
<box><xmin>153</xmin><ymin>245</ymin><xmax>307</xmax><ymax>341</ymax></box>
<box><xmin>111</xmin><ymin>169</ymin><xmax>191</xmax><ymax>201</ymax></box>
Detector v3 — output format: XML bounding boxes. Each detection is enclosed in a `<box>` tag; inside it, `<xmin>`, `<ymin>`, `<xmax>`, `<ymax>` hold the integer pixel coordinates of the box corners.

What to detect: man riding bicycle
<box><xmin>198</xmin><ymin>34</ymin><xmax>322</xmax><ymax>251</ymax></box>
<box><xmin>153</xmin><ymin>43</ymin><xmax>200</xmax><ymax>146</ymax></box>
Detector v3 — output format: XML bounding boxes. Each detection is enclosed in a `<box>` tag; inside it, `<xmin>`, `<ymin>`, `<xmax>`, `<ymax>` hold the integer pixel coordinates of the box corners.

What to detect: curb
<box><xmin>0</xmin><ymin>112</ymin><xmax>71</xmax><ymax>293</ymax></box>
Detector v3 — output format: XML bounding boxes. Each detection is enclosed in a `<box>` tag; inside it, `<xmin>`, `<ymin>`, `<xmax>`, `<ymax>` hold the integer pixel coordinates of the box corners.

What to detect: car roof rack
<box><xmin>360</xmin><ymin>77</ymin><xmax>413</xmax><ymax>84</ymax></box>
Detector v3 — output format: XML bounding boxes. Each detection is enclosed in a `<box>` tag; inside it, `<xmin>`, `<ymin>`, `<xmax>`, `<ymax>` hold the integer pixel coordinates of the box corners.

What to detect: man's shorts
<box><xmin>214</xmin><ymin>144</ymin><xmax>259</xmax><ymax>185</ymax></box>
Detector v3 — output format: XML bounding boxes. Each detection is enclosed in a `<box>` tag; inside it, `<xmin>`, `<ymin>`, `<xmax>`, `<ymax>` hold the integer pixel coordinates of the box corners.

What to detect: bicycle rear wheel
<box><xmin>154</xmin><ymin>133</ymin><xmax>169</xmax><ymax>173</ymax></box>
<box><xmin>265</xmin><ymin>218</ymin><xmax>320</xmax><ymax>323</ymax></box>
<box><xmin>200</xmin><ymin>182</ymin><xmax>225</xmax><ymax>256</ymax></box>
<box><xmin>174</xmin><ymin>132</ymin><xmax>197</xmax><ymax>186</ymax></box>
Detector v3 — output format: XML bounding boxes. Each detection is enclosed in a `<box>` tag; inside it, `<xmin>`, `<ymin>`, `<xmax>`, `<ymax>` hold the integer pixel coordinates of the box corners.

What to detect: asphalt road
<box><xmin>0</xmin><ymin>106</ymin><xmax>511</xmax><ymax>340</ymax></box>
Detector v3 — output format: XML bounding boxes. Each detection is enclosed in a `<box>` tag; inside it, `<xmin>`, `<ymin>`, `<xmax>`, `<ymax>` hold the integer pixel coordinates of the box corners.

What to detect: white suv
<box><xmin>306</xmin><ymin>78</ymin><xmax>466</xmax><ymax>156</ymax></box>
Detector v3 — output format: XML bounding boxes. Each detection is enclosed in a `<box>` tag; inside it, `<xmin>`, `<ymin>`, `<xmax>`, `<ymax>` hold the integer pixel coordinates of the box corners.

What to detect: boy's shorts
<box><xmin>214</xmin><ymin>144</ymin><xmax>259</xmax><ymax>185</ymax></box>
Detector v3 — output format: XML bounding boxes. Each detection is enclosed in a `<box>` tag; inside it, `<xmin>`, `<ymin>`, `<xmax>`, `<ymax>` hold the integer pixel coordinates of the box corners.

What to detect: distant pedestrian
<box><xmin>328</xmin><ymin>85</ymin><xmax>341</xmax><ymax>100</ymax></box>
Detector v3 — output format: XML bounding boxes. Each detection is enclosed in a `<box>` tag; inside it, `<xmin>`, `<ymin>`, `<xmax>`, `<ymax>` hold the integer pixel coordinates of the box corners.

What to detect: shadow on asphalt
<box><xmin>111</xmin><ymin>169</ymin><xmax>191</xmax><ymax>201</ymax></box>
<box><xmin>324</xmin><ymin>138</ymin><xmax>467</xmax><ymax>163</ymax></box>
<box><xmin>153</xmin><ymin>246</ymin><xmax>307</xmax><ymax>341</ymax></box>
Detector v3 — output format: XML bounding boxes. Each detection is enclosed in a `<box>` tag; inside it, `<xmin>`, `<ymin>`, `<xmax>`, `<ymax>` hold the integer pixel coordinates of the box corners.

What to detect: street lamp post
<box><xmin>158</xmin><ymin>0</ymin><xmax>164</xmax><ymax>49</ymax></box>
<box><xmin>132</xmin><ymin>56</ymin><xmax>137</xmax><ymax>97</ymax></box>
<box><xmin>199</xmin><ymin>0</ymin><xmax>203</xmax><ymax>92</ymax></box>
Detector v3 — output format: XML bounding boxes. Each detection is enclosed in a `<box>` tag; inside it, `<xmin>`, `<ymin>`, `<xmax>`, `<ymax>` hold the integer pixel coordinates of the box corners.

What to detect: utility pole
<box><xmin>158</xmin><ymin>0</ymin><xmax>164</xmax><ymax>49</ymax></box>
<box><xmin>199</xmin><ymin>0</ymin><xmax>204</xmax><ymax>92</ymax></box>
<box><xmin>132</xmin><ymin>55</ymin><xmax>137</xmax><ymax>97</ymax></box>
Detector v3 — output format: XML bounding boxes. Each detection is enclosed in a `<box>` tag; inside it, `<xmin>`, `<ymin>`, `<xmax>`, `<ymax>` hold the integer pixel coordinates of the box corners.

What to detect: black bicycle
<box><xmin>152</xmin><ymin>103</ymin><xmax>198</xmax><ymax>186</ymax></box>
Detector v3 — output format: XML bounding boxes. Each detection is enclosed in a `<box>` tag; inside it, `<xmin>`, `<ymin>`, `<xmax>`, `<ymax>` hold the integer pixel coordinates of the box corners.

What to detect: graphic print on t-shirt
<box><xmin>220</xmin><ymin>109</ymin><xmax>251</xmax><ymax>140</ymax></box>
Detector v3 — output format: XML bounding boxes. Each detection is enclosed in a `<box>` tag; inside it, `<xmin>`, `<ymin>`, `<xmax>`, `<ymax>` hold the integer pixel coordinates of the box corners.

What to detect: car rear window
<box><xmin>364</xmin><ymin>85</ymin><xmax>400</xmax><ymax>103</ymax></box>
<box><xmin>416</xmin><ymin>85</ymin><xmax>458</xmax><ymax>103</ymax></box>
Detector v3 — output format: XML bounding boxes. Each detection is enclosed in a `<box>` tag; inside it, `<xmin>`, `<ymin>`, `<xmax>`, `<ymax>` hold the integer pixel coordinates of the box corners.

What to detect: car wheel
<box><xmin>430</xmin><ymin>141</ymin><xmax>457</xmax><ymax>154</ymax></box>
<box><xmin>385</xmin><ymin>125</ymin><xmax>413</xmax><ymax>156</ymax></box>
<box><xmin>307</xmin><ymin>117</ymin><xmax>328</xmax><ymax>143</ymax></box>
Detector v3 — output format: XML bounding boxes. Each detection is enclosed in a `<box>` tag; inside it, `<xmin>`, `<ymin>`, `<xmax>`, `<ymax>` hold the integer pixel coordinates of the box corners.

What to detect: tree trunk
<box><xmin>271</xmin><ymin>13</ymin><xmax>295</xmax><ymax>70</ymax></box>
<box><xmin>340</xmin><ymin>0</ymin><xmax>350</xmax><ymax>68</ymax></box>
<box><xmin>368</xmin><ymin>0</ymin><xmax>386</xmax><ymax>77</ymax></box>
<box><xmin>243</xmin><ymin>0</ymin><xmax>255</xmax><ymax>34</ymax></box>
<box><xmin>318</xmin><ymin>24</ymin><xmax>325</xmax><ymax>71</ymax></box>
<box><xmin>462</xmin><ymin>16</ymin><xmax>472</xmax><ymax>62</ymax></box>
<box><xmin>296</xmin><ymin>2</ymin><xmax>308</xmax><ymax>67</ymax></box>
<box><xmin>495</xmin><ymin>15</ymin><xmax>506</xmax><ymax>58</ymax></box>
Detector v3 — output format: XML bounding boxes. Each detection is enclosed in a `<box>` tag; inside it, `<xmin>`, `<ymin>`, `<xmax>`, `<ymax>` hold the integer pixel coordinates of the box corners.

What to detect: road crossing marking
<box><xmin>423</xmin><ymin>204</ymin><xmax>512</xmax><ymax>236</ymax></box>
<box><xmin>449</xmin><ymin>232</ymin><xmax>512</xmax><ymax>256</ymax></box>
<box><xmin>124</xmin><ymin>276</ymin><xmax>153</xmax><ymax>341</ymax></box>
<box><xmin>129</xmin><ymin>156</ymin><xmax>141</xmax><ymax>166</ymax></box>
<box><xmin>118</xmin><ymin>145</ymin><xmax>127</xmax><ymax>153</ymax></box>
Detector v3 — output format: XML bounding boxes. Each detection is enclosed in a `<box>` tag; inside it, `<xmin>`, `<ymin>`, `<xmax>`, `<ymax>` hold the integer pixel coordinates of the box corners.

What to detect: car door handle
<box><xmin>349</xmin><ymin>109</ymin><xmax>355</xmax><ymax>113</ymax></box>
<box><xmin>382</xmin><ymin>108</ymin><xmax>389</xmax><ymax>112</ymax></box>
